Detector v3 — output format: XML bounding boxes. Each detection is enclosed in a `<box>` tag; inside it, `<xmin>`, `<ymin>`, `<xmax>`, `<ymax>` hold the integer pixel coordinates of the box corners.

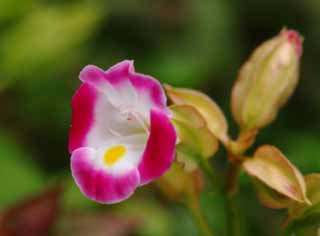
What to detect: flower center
<box><xmin>103</xmin><ymin>145</ymin><xmax>126</xmax><ymax>166</ymax></box>
<box><xmin>117</xmin><ymin>105</ymin><xmax>150</xmax><ymax>134</ymax></box>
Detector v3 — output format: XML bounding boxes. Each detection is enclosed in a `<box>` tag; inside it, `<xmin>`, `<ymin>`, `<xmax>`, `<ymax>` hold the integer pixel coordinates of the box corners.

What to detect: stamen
<box><xmin>107</xmin><ymin>127</ymin><xmax>122</xmax><ymax>137</ymax></box>
<box><xmin>131</xmin><ymin>111</ymin><xmax>149</xmax><ymax>135</ymax></box>
<box><xmin>117</xmin><ymin>105</ymin><xmax>149</xmax><ymax>135</ymax></box>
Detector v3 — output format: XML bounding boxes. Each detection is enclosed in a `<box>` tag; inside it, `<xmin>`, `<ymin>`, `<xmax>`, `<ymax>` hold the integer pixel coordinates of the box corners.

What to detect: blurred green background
<box><xmin>0</xmin><ymin>0</ymin><xmax>320</xmax><ymax>235</ymax></box>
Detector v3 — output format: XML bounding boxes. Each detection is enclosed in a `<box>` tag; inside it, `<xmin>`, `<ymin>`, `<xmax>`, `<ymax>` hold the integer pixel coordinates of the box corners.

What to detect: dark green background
<box><xmin>0</xmin><ymin>0</ymin><xmax>319</xmax><ymax>235</ymax></box>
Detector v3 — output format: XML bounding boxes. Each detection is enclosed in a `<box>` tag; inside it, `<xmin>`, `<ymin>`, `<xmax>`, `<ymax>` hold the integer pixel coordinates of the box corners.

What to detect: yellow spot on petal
<box><xmin>104</xmin><ymin>145</ymin><xmax>126</xmax><ymax>166</ymax></box>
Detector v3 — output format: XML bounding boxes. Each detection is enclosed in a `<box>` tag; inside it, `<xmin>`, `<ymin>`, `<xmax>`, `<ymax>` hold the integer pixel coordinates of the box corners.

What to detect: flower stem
<box><xmin>226</xmin><ymin>160</ymin><xmax>241</xmax><ymax>196</ymax></box>
<box><xmin>199</xmin><ymin>159</ymin><xmax>223</xmax><ymax>194</ymax></box>
<box><xmin>186</xmin><ymin>192</ymin><xmax>214</xmax><ymax>236</ymax></box>
<box><xmin>226</xmin><ymin>160</ymin><xmax>242</xmax><ymax>236</ymax></box>
<box><xmin>226</xmin><ymin>194</ymin><xmax>241</xmax><ymax>236</ymax></box>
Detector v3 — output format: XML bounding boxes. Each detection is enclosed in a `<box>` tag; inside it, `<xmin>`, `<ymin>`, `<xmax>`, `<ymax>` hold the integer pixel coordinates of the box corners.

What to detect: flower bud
<box><xmin>156</xmin><ymin>162</ymin><xmax>204</xmax><ymax>202</ymax></box>
<box><xmin>231</xmin><ymin>29</ymin><xmax>303</xmax><ymax>131</ymax></box>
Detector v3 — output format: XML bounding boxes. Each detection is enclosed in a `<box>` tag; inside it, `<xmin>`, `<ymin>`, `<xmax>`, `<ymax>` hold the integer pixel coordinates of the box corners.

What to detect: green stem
<box><xmin>226</xmin><ymin>194</ymin><xmax>241</xmax><ymax>236</ymax></box>
<box><xmin>199</xmin><ymin>159</ymin><xmax>223</xmax><ymax>194</ymax></box>
<box><xmin>199</xmin><ymin>159</ymin><xmax>242</xmax><ymax>236</ymax></box>
<box><xmin>226</xmin><ymin>161</ymin><xmax>242</xmax><ymax>236</ymax></box>
<box><xmin>197</xmin><ymin>154</ymin><xmax>242</xmax><ymax>236</ymax></box>
<box><xmin>186</xmin><ymin>192</ymin><xmax>214</xmax><ymax>236</ymax></box>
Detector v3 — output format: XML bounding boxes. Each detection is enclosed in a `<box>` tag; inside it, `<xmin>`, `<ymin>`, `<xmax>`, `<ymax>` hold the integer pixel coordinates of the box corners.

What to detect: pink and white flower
<box><xmin>69</xmin><ymin>60</ymin><xmax>177</xmax><ymax>204</ymax></box>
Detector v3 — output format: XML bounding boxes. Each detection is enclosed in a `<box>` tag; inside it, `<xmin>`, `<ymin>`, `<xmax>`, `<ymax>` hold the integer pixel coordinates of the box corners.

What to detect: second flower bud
<box><xmin>231</xmin><ymin>29</ymin><xmax>303</xmax><ymax>131</ymax></box>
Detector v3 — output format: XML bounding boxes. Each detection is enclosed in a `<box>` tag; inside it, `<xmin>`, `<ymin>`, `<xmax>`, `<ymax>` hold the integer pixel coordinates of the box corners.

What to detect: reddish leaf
<box><xmin>243</xmin><ymin>145</ymin><xmax>309</xmax><ymax>204</ymax></box>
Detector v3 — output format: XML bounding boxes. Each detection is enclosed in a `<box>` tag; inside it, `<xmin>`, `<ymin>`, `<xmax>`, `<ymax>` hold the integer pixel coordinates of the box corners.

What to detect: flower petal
<box><xmin>80</xmin><ymin>60</ymin><xmax>133</xmax><ymax>86</ymax></box>
<box><xmin>78</xmin><ymin>60</ymin><xmax>170</xmax><ymax>132</ymax></box>
<box><xmin>129</xmin><ymin>71</ymin><xmax>170</xmax><ymax>115</ymax></box>
<box><xmin>103</xmin><ymin>60</ymin><xmax>168</xmax><ymax>112</ymax></box>
<box><xmin>71</xmin><ymin>147</ymin><xmax>140</xmax><ymax>204</ymax></box>
<box><xmin>69</xmin><ymin>82</ymin><xmax>149</xmax><ymax>152</ymax></box>
<box><xmin>79</xmin><ymin>62</ymin><xmax>137</xmax><ymax>108</ymax></box>
<box><xmin>80</xmin><ymin>60</ymin><xmax>169</xmax><ymax>115</ymax></box>
<box><xmin>69</xmin><ymin>83</ymin><xmax>97</xmax><ymax>153</ymax></box>
<box><xmin>138</xmin><ymin>109</ymin><xmax>177</xmax><ymax>185</ymax></box>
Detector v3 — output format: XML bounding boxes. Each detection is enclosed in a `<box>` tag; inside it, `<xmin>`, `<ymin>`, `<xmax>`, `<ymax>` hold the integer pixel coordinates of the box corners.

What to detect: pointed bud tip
<box><xmin>282</xmin><ymin>29</ymin><xmax>303</xmax><ymax>58</ymax></box>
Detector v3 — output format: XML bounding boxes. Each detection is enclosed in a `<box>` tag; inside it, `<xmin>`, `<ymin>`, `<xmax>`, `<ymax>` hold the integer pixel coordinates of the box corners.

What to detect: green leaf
<box><xmin>285</xmin><ymin>205</ymin><xmax>320</xmax><ymax>236</ymax></box>
<box><xmin>243</xmin><ymin>145</ymin><xmax>309</xmax><ymax>204</ymax></box>
<box><xmin>285</xmin><ymin>174</ymin><xmax>320</xmax><ymax>227</ymax></box>
<box><xmin>305</xmin><ymin>174</ymin><xmax>320</xmax><ymax>205</ymax></box>
<box><xmin>165</xmin><ymin>84</ymin><xmax>228</xmax><ymax>143</ymax></box>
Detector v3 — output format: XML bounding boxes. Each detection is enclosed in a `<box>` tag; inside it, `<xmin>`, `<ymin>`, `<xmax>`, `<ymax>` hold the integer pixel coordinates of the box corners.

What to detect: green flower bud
<box><xmin>231</xmin><ymin>29</ymin><xmax>303</xmax><ymax>131</ymax></box>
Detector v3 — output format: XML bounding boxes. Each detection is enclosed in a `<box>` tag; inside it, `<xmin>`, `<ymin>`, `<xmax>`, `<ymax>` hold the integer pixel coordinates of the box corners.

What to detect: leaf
<box><xmin>0</xmin><ymin>185</ymin><xmax>63</xmax><ymax>236</ymax></box>
<box><xmin>170</xmin><ymin>105</ymin><xmax>218</xmax><ymax>171</ymax></box>
<box><xmin>243</xmin><ymin>145</ymin><xmax>309</xmax><ymax>204</ymax></box>
<box><xmin>252</xmin><ymin>178</ymin><xmax>294</xmax><ymax>209</ymax></box>
<box><xmin>285</xmin><ymin>174</ymin><xmax>320</xmax><ymax>226</ymax></box>
<box><xmin>284</xmin><ymin>204</ymin><xmax>320</xmax><ymax>236</ymax></box>
<box><xmin>165</xmin><ymin>84</ymin><xmax>228</xmax><ymax>143</ymax></box>
<box><xmin>305</xmin><ymin>174</ymin><xmax>320</xmax><ymax>205</ymax></box>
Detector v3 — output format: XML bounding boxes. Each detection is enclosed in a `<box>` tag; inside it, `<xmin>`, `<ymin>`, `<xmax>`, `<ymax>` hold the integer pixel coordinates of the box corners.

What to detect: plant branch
<box><xmin>186</xmin><ymin>191</ymin><xmax>214</xmax><ymax>236</ymax></box>
<box><xmin>226</xmin><ymin>158</ymin><xmax>242</xmax><ymax>197</ymax></box>
<box><xmin>199</xmin><ymin>158</ymin><xmax>223</xmax><ymax>194</ymax></box>
<box><xmin>226</xmin><ymin>194</ymin><xmax>241</xmax><ymax>236</ymax></box>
